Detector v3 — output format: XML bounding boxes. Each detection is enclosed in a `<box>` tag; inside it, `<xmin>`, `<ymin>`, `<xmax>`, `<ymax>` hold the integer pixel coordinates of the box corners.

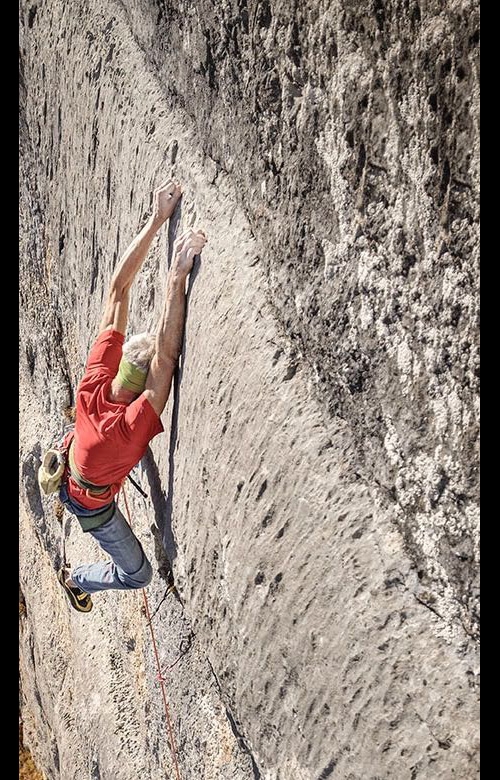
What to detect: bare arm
<box><xmin>99</xmin><ymin>181</ymin><xmax>182</xmax><ymax>335</ymax></box>
<box><xmin>144</xmin><ymin>229</ymin><xmax>207</xmax><ymax>415</ymax></box>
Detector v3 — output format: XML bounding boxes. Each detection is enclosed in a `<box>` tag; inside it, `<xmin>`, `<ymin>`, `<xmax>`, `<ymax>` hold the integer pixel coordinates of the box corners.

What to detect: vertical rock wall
<box><xmin>19</xmin><ymin>1</ymin><xmax>479</xmax><ymax>778</ymax></box>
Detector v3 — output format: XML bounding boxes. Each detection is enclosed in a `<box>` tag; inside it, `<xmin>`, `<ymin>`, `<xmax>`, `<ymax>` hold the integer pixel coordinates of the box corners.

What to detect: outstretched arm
<box><xmin>144</xmin><ymin>228</ymin><xmax>207</xmax><ymax>415</ymax></box>
<box><xmin>99</xmin><ymin>180</ymin><xmax>182</xmax><ymax>335</ymax></box>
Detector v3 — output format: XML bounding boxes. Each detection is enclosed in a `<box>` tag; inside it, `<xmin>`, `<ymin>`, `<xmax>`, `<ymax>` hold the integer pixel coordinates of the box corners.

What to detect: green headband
<box><xmin>117</xmin><ymin>358</ymin><xmax>148</xmax><ymax>394</ymax></box>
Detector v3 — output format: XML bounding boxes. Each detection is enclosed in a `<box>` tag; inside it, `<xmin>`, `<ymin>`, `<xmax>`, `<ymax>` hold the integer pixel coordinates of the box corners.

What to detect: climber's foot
<box><xmin>57</xmin><ymin>567</ymin><xmax>93</xmax><ymax>613</ymax></box>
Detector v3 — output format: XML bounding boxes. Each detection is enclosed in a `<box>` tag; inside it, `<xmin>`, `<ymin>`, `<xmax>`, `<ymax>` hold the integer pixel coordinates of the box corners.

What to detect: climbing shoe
<box><xmin>57</xmin><ymin>568</ymin><xmax>93</xmax><ymax>613</ymax></box>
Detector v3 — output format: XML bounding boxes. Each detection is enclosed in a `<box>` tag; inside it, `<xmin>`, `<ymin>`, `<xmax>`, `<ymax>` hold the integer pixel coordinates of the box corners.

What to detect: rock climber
<box><xmin>56</xmin><ymin>179</ymin><xmax>207</xmax><ymax>612</ymax></box>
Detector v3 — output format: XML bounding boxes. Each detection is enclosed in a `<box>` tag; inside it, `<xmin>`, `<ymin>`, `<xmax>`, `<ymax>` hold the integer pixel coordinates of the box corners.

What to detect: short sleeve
<box><xmin>85</xmin><ymin>329</ymin><xmax>125</xmax><ymax>377</ymax></box>
<box><xmin>122</xmin><ymin>394</ymin><xmax>164</xmax><ymax>441</ymax></box>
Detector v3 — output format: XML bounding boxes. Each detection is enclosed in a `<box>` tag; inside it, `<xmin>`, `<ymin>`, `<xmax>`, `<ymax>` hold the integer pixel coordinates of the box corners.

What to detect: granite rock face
<box><xmin>19</xmin><ymin>1</ymin><xmax>479</xmax><ymax>779</ymax></box>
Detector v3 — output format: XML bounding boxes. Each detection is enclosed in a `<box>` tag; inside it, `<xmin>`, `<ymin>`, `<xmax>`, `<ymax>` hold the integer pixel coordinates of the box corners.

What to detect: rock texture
<box><xmin>19</xmin><ymin>1</ymin><xmax>479</xmax><ymax>779</ymax></box>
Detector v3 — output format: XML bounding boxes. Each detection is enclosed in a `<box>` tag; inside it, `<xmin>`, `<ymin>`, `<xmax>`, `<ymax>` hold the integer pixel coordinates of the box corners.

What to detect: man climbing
<box><xmin>56</xmin><ymin>179</ymin><xmax>207</xmax><ymax>612</ymax></box>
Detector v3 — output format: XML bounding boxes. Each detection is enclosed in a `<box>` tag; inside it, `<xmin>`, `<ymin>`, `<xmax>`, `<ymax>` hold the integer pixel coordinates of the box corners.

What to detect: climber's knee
<box><xmin>118</xmin><ymin>554</ymin><xmax>153</xmax><ymax>589</ymax></box>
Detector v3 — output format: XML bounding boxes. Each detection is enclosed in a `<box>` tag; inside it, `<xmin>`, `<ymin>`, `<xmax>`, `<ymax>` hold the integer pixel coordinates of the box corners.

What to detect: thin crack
<box><xmin>206</xmin><ymin>657</ymin><xmax>262</xmax><ymax>779</ymax></box>
<box><xmin>413</xmin><ymin>593</ymin><xmax>444</xmax><ymax>621</ymax></box>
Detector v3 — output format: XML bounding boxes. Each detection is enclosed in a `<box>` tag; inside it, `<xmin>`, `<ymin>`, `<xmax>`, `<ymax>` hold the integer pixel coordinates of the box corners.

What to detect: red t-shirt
<box><xmin>67</xmin><ymin>329</ymin><xmax>163</xmax><ymax>509</ymax></box>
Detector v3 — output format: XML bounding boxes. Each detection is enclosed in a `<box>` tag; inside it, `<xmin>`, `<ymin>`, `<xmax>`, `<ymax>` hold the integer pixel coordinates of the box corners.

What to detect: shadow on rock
<box><xmin>21</xmin><ymin>444</ymin><xmax>45</xmax><ymax>533</ymax></box>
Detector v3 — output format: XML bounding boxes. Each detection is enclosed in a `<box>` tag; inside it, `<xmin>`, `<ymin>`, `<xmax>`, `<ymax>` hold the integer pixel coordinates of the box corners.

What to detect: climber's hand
<box><xmin>152</xmin><ymin>180</ymin><xmax>182</xmax><ymax>225</ymax></box>
<box><xmin>172</xmin><ymin>229</ymin><xmax>207</xmax><ymax>277</ymax></box>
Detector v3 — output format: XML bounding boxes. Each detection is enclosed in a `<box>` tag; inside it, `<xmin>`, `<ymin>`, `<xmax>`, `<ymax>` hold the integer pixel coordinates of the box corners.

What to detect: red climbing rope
<box><xmin>122</xmin><ymin>485</ymin><xmax>182</xmax><ymax>780</ymax></box>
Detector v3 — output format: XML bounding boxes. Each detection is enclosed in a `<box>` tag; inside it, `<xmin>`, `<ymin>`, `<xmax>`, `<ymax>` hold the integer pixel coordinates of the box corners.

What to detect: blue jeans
<box><xmin>71</xmin><ymin>504</ymin><xmax>153</xmax><ymax>594</ymax></box>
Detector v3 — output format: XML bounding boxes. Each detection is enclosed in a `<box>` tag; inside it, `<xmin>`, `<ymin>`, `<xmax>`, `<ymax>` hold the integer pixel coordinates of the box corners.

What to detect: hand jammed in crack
<box><xmin>55</xmin><ymin>179</ymin><xmax>208</xmax><ymax>610</ymax></box>
<box><xmin>152</xmin><ymin>180</ymin><xmax>183</xmax><ymax>226</ymax></box>
<box><xmin>172</xmin><ymin>228</ymin><xmax>208</xmax><ymax>277</ymax></box>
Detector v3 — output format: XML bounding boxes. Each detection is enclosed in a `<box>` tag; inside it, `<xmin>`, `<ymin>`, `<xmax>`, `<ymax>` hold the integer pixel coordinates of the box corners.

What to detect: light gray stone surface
<box><xmin>19</xmin><ymin>1</ymin><xmax>479</xmax><ymax>778</ymax></box>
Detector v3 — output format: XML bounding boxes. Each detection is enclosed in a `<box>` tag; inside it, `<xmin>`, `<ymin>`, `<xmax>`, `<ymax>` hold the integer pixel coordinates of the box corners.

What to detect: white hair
<box><xmin>122</xmin><ymin>332</ymin><xmax>156</xmax><ymax>372</ymax></box>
